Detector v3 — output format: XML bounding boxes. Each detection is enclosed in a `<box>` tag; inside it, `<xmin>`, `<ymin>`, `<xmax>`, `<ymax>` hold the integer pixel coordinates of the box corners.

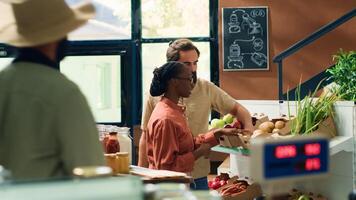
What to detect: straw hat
<box><xmin>0</xmin><ymin>0</ymin><xmax>95</xmax><ymax>47</ymax></box>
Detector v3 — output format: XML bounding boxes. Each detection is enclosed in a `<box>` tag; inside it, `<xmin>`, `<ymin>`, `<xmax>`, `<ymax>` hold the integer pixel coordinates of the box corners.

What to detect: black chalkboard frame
<box><xmin>222</xmin><ymin>6</ymin><xmax>269</xmax><ymax>71</ymax></box>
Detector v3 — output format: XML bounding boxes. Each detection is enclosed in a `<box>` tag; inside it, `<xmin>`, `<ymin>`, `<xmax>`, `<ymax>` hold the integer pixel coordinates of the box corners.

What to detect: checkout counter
<box><xmin>1</xmin><ymin>135</ymin><xmax>353</xmax><ymax>199</ymax></box>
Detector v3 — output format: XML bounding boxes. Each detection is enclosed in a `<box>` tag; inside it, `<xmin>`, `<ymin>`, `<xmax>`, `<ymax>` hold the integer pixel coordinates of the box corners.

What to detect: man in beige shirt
<box><xmin>139</xmin><ymin>39</ymin><xmax>254</xmax><ymax>189</ymax></box>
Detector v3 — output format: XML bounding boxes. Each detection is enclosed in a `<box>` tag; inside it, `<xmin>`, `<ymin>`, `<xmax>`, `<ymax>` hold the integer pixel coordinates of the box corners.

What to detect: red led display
<box><xmin>304</xmin><ymin>143</ymin><xmax>321</xmax><ymax>156</ymax></box>
<box><xmin>275</xmin><ymin>145</ymin><xmax>297</xmax><ymax>159</ymax></box>
<box><xmin>305</xmin><ymin>158</ymin><xmax>321</xmax><ymax>171</ymax></box>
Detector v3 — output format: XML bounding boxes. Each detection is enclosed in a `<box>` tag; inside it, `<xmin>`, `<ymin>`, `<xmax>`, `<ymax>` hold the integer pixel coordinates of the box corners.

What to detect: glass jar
<box><xmin>105</xmin><ymin>132</ymin><xmax>120</xmax><ymax>153</ymax></box>
<box><xmin>117</xmin><ymin>127</ymin><xmax>132</xmax><ymax>163</ymax></box>
<box><xmin>104</xmin><ymin>153</ymin><xmax>129</xmax><ymax>174</ymax></box>
<box><xmin>116</xmin><ymin>152</ymin><xmax>129</xmax><ymax>174</ymax></box>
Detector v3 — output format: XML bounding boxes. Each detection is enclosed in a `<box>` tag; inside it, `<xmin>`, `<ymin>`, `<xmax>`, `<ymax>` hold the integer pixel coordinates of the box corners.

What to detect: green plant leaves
<box><xmin>327</xmin><ymin>50</ymin><xmax>356</xmax><ymax>101</ymax></box>
<box><xmin>288</xmin><ymin>79</ymin><xmax>339</xmax><ymax>135</ymax></box>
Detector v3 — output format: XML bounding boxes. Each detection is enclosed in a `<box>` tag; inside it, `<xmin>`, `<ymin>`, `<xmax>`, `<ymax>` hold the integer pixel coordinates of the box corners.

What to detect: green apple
<box><xmin>211</xmin><ymin>118</ymin><xmax>225</xmax><ymax>128</ymax></box>
<box><xmin>208</xmin><ymin>124</ymin><xmax>212</xmax><ymax>130</ymax></box>
<box><xmin>223</xmin><ymin>114</ymin><xmax>234</xmax><ymax>124</ymax></box>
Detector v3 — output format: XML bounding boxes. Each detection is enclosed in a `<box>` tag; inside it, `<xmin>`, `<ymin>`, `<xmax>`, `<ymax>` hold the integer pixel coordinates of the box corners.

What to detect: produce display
<box><xmin>209</xmin><ymin>174</ymin><xmax>262</xmax><ymax>200</ymax></box>
<box><xmin>208</xmin><ymin>173</ymin><xmax>230</xmax><ymax>190</ymax></box>
<box><xmin>209</xmin><ymin>114</ymin><xmax>243</xmax><ymax>129</ymax></box>
<box><xmin>209</xmin><ymin>174</ymin><xmax>249</xmax><ymax>195</ymax></box>
<box><xmin>219</xmin><ymin>179</ymin><xmax>249</xmax><ymax>197</ymax></box>
<box><xmin>251</xmin><ymin>118</ymin><xmax>290</xmax><ymax>139</ymax></box>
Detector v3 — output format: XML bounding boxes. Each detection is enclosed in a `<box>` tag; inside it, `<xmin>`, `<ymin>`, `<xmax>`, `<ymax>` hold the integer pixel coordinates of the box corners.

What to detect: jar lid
<box><xmin>109</xmin><ymin>132</ymin><xmax>118</xmax><ymax>135</ymax></box>
<box><xmin>116</xmin><ymin>152</ymin><xmax>129</xmax><ymax>156</ymax></box>
<box><xmin>72</xmin><ymin>166</ymin><xmax>112</xmax><ymax>178</ymax></box>
<box><xmin>104</xmin><ymin>153</ymin><xmax>117</xmax><ymax>157</ymax></box>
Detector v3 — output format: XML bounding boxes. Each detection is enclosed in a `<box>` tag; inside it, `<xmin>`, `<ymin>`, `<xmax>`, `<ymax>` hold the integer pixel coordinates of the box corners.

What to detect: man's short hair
<box><xmin>166</xmin><ymin>39</ymin><xmax>200</xmax><ymax>61</ymax></box>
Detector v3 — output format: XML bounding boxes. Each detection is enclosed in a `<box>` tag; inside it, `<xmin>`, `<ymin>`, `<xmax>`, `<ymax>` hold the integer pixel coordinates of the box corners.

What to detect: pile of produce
<box><xmin>209</xmin><ymin>174</ymin><xmax>251</xmax><ymax>197</ymax></box>
<box><xmin>208</xmin><ymin>173</ymin><xmax>230</xmax><ymax>190</ymax></box>
<box><xmin>219</xmin><ymin>179</ymin><xmax>249</xmax><ymax>197</ymax></box>
<box><xmin>209</xmin><ymin>114</ymin><xmax>243</xmax><ymax>129</ymax></box>
<box><xmin>252</xmin><ymin>119</ymin><xmax>288</xmax><ymax>138</ymax></box>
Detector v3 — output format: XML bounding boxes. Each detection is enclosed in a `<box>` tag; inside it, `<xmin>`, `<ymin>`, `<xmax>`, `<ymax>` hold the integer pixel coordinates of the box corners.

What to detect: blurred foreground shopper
<box><xmin>0</xmin><ymin>0</ymin><xmax>104</xmax><ymax>181</ymax></box>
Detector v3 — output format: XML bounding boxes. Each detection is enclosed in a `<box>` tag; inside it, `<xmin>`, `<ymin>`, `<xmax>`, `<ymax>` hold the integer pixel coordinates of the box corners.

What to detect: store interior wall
<box><xmin>218</xmin><ymin>0</ymin><xmax>356</xmax><ymax>100</ymax></box>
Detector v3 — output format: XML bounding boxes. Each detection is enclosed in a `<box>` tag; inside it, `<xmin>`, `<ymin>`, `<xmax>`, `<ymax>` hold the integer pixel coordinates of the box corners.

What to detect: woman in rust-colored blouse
<box><xmin>145</xmin><ymin>61</ymin><xmax>239</xmax><ymax>174</ymax></box>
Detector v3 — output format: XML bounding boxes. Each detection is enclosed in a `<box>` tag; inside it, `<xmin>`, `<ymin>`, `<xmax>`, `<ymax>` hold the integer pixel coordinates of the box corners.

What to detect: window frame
<box><xmin>0</xmin><ymin>0</ymin><xmax>219</xmax><ymax>125</ymax></box>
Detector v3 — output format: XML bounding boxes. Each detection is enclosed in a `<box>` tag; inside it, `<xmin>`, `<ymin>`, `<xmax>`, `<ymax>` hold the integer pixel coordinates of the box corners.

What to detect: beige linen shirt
<box><xmin>142</xmin><ymin>78</ymin><xmax>236</xmax><ymax>178</ymax></box>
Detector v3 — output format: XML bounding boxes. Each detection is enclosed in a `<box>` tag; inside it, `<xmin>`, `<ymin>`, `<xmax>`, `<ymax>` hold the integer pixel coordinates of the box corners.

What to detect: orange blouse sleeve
<box><xmin>151</xmin><ymin>119</ymin><xmax>195</xmax><ymax>172</ymax></box>
<box><xmin>193</xmin><ymin>130</ymin><xmax>219</xmax><ymax>149</ymax></box>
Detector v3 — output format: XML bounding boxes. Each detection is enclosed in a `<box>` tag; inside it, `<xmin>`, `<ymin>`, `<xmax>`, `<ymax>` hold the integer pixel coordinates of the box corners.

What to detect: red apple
<box><xmin>208</xmin><ymin>180</ymin><xmax>213</xmax><ymax>188</ymax></box>
<box><xmin>211</xmin><ymin>181</ymin><xmax>221</xmax><ymax>190</ymax></box>
<box><xmin>213</xmin><ymin>176</ymin><xmax>221</xmax><ymax>182</ymax></box>
<box><xmin>224</xmin><ymin>124</ymin><xmax>233</xmax><ymax>128</ymax></box>
<box><xmin>232</xmin><ymin>120</ymin><xmax>243</xmax><ymax>129</ymax></box>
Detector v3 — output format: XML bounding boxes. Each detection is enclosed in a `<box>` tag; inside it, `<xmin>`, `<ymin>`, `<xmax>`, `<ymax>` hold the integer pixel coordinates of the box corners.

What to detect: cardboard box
<box><xmin>219</xmin><ymin>135</ymin><xmax>244</xmax><ymax>148</ymax></box>
<box><xmin>252</xmin><ymin>115</ymin><xmax>269</xmax><ymax>129</ymax></box>
<box><xmin>219</xmin><ymin>134</ymin><xmax>249</xmax><ymax>148</ymax></box>
<box><xmin>311</xmin><ymin>116</ymin><xmax>336</xmax><ymax>138</ymax></box>
<box><xmin>277</xmin><ymin>116</ymin><xmax>336</xmax><ymax>139</ymax></box>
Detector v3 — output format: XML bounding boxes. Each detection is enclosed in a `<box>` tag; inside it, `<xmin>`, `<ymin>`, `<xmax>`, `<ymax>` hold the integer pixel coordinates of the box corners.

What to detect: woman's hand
<box><xmin>213</xmin><ymin>128</ymin><xmax>238</xmax><ymax>139</ymax></box>
<box><xmin>213</xmin><ymin>128</ymin><xmax>253</xmax><ymax>140</ymax></box>
<box><xmin>193</xmin><ymin>143</ymin><xmax>212</xmax><ymax>160</ymax></box>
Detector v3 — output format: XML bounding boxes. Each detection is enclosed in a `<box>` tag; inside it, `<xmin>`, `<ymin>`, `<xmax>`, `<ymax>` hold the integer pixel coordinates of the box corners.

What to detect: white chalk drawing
<box><xmin>228</xmin><ymin>13</ymin><xmax>241</xmax><ymax>33</ymax></box>
<box><xmin>223</xmin><ymin>7</ymin><xmax>268</xmax><ymax>70</ymax></box>
<box><xmin>227</xmin><ymin>43</ymin><xmax>244</xmax><ymax>69</ymax></box>
<box><xmin>253</xmin><ymin>38</ymin><xmax>263</xmax><ymax>51</ymax></box>
<box><xmin>250</xmin><ymin>9</ymin><xmax>265</xmax><ymax>18</ymax></box>
<box><xmin>227</xmin><ymin>37</ymin><xmax>253</xmax><ymax>69</ymax></box>
<box><xmin>228</xmin><ymin>9</ymin><xmax>263</xmax><ymax>36</ymax></box>
<box><xmin>227</xmin><ymin>36</ymin><xmax>267</xmax><ymax>68</ymax></box>
<box><xmin>241</xmin><ymin>52</ymin><xmax>267</xmax><ymax>66</ymax></box>
<box><xmin>249</xmin><ymin>22</ymin><xmax>263</xmax><ymax>35</ymax></box>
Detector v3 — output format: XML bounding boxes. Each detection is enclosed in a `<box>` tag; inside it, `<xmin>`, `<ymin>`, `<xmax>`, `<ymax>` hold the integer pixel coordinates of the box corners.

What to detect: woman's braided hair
<box><xmin>150</xmin><ymin>61</ymin><xmax>185</xmax><ymax>96</ymax></box>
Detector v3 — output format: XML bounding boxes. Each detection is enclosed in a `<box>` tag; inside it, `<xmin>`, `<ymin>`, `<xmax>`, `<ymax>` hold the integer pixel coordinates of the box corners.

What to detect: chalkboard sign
<box><xmin>222</xmin><ymin>7</ymin><xmax>268</xmax><ymax>71</ymax></box>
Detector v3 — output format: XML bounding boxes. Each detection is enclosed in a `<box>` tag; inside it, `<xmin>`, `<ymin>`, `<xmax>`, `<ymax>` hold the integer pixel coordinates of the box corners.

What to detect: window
<box><xmin>60</xmin><ymin>55</ymin><xmax>122</xmax><ymax>123</ymax></box>
<box><xmin>0</xmin><ymin>0</ymin><xmax>217</xmax><ymax>126</ymax></box>
<box><xmin>141</xmin><ymin>0</ymin><xmax>209</xmax><ymax>38</ymax></box>
<box><xmin>66</xmin><ymin>0</ymin><xmax>131</xmax><ymax>40</ymax></box>
<box><xmin>140</xmin><ymin>0</ymin><xmax>213</xmax><ymax>111</ymax></box>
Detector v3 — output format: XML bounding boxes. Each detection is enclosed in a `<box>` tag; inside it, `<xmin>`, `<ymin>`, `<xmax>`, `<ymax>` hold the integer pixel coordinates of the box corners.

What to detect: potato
<box><xmin>275</xmin><ymin>120</ymin><xmax>285</xmax><ymax>129</ymax></box>
<box><xmin>252</xmin><ymin>129</ymin><xmax>268</xmax><ymax>138</ymax></box>
<box><xmin>258</xmin><ymin>121</ymin><xmax>274</xmax><ymax>133</ymax></box>
<box><xmin>272</xmin><ymin>128</ymin><xmax>280</xmax><ymax>133</ymax></box>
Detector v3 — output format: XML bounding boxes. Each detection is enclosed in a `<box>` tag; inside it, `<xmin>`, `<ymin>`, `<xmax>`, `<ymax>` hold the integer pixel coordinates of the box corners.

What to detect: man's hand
<box><xmin>138</xmin><ymin>131</ymin><xmax>149</xmax><ymax>167</ymax></box>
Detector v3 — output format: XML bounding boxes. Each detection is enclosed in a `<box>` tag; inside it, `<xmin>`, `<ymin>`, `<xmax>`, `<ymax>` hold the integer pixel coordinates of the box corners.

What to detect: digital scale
<box><xmin>250</xmin><ymin>135</ymin><xmax>329</xmax><ymax>197</ymax></box>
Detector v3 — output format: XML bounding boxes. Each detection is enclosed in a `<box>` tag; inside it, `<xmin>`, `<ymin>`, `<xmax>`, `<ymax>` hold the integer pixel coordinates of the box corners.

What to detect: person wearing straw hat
<box><xmin>0</xmin><ymin>0</ymin><xmax>105</xmax><ymax>181</ymax></box>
